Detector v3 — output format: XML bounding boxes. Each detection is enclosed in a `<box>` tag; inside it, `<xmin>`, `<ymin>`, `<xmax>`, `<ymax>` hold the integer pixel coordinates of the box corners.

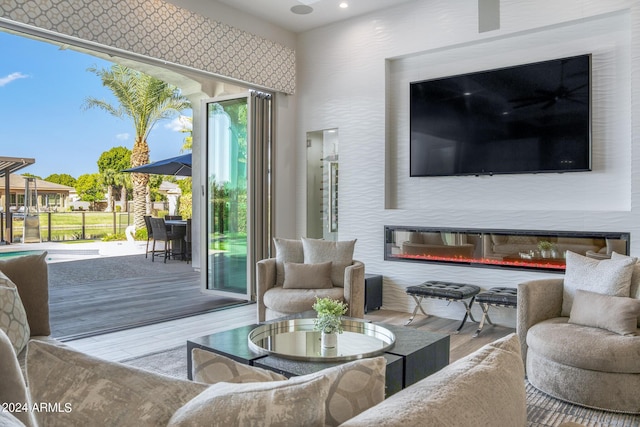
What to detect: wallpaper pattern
<box><xmin>0</xmin><ymin>0</ymin><xmax>296</xmax><ymax>94</ymax></box>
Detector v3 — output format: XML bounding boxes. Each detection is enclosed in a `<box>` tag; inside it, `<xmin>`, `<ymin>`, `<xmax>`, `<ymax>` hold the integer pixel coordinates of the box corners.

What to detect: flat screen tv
<box><xmin>410</xmin><ymin>54</ymin><xmax>592</xmax><ymax>177</ymax></box>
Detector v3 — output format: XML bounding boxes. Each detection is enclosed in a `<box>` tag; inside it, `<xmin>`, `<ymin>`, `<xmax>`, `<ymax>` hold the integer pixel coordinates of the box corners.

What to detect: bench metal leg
<box><xmin>472</xmin><ymin>302</ymin><xmax>494</xmax><ymax>337</ymax></box>
<box><xmin>455</xmin><ymin>296</ymin><xmax>477</xmax><ymax>334</ymax></box>
<box><xmin>405</xmin><ymin>295</ymin><xmax>429</xmax><ymax>325</ymax></box>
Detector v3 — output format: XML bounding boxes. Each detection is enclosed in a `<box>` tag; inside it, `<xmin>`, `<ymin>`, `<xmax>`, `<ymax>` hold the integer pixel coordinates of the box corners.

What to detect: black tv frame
<box><xmin>409</xmin><ymin>54</ymin><xmax>592</xmax><ymax>177</ymax></box>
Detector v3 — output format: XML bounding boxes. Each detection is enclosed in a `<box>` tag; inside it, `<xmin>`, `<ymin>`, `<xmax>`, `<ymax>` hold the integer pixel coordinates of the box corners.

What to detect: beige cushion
<box><xmin>273</xmin><ymin>238</ymin><xmax>304</xmax><ymax>287</ymax></box>
<box><xmin>0</xmin><ymin>273</ymin><xmax>30</xmax><ymax>355</ymax></box>
<box><xmin>191</xmin><ymin>348</ymin><xmax>287</xmax><ymax>383</ymax></box>
<box><xmin>611</xmin><ymin>252</ymin><xmax>640</xmax><ymax>326</ymax></box>
<box><xmin>342</xmin><ymin>334</ymin><xmax>526</xmax><ymax>427</ymax></box>
<box><xmin>569</xmin><ymin>289</ymin><xmax>640</xmax><ymax>336</ymax></box>
<box><xmin>263</xmin><ymin>286</ymin><xmax>345</xmax><ymax>314</ymax></box>
<box><xmin>562</xmin><ymin>251</ymin><xmax>636</xmax><ymax>316</ymax></box>
<box><xmin>283</xmin><ymin>261</ymin><xmax>333</xmax><ymax>289</ymax></box>
<box><xmin>302</xmin><ymin>238</ymin><xmax>356</xmax><ymax>287</ymax></box>
<box><xmin>189</xmin><ymin>350</ymin><xmax>386</xmax><ymax>427</ymax></box>
<box><xmin>26</xmin><ymin>340</ymin><xmax>208</xmax><ymax>427</ymax></box>
<box><xmin>0</xmin><ymin>411</ymin><xmax>26</xmax><ymax>427</ymax></box>
<box><xmin>168</xmin><ymin>374</ymin><xmax>330</xmax><ymax>427</ymax></box>
<box><xmin>0</xmin><ymin>330</ymin><xmax>35</xmax><ymax>427</ymax></box>
<box><xmin>527</xmin><ymin>317</ymin><xmax>640</xmax><ymax>373</ymax></box>
<box><xmin>0</xmin><ymin>252</ymin><xmax>50</xmax><ymax>336</ymax></box>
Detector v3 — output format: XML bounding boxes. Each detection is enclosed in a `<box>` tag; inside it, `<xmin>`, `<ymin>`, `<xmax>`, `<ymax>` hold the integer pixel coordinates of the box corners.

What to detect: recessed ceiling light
<box><xmin>291</xmin><ymin>5</ymin><xmax>313</xmax><ymax>15</ymax></box>
<box><xmin>339</xmin><ymin>2</ymin><xmax>349</xmax><ymax>8</ymax></box>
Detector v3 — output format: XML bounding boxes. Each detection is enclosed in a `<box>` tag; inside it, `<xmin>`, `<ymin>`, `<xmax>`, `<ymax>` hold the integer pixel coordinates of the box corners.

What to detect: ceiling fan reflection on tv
<box><xmin>509</xmin><ymin>59</ymin><xmax>588</xmax><ymax>110</ymax></box>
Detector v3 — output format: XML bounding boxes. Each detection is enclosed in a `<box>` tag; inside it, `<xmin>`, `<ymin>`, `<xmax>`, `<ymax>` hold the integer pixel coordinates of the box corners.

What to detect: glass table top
<box><xmin>248</xmin><ymin>318</ymin><xmax>396</xmax><ymax>362</ymax></box>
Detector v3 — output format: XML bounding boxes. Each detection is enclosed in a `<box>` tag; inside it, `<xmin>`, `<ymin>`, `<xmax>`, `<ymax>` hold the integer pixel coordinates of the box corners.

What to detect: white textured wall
<box><xmin>296</xmin><ymin>0</ymin><xmax>640</xmax><ymax>325</ymax></box>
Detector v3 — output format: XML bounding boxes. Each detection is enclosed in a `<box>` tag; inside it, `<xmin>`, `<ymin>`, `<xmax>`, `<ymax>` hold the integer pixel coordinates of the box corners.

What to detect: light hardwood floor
<box><xmin>66</xmin><ymin>305</ymin><xmax>515</xmax><ymax>363</ymax></box>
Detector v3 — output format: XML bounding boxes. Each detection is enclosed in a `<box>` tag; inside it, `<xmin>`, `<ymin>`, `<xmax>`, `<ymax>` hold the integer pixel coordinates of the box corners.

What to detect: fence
<box><xmin>0</xmin><ymin>212</ymin><xmax>134</xmax><ymax>243</ymax></box>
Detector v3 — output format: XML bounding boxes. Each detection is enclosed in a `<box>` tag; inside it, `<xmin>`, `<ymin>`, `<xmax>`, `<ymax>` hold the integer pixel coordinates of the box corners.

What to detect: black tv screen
<box><xmin>410</xmin><ymin>54</ymin><xmax>592</xmax><ymax>177</ymax></box>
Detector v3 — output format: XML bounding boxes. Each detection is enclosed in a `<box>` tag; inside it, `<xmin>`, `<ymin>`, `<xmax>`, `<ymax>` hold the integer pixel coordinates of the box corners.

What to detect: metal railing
<box><xmin>1</xmin><ymin>212</ymin><xmax>134</xmax><ymax>243</ymax></box>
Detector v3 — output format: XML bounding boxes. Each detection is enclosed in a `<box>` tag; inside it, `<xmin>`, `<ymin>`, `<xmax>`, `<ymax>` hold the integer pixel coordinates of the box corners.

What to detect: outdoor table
<box><xmin>165</xmin><ymin>219</ymin><xmax>187</xmax><ymax>260</ymax></box>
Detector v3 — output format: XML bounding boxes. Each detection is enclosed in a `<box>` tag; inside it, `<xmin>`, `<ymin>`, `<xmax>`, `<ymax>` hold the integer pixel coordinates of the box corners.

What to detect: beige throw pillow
<box><xmin>191</xmin><ymin>350</ymin><xmax>386</xmax><ymax>427</ymax></box>
<box><xmin>569</xmin><ymin>289</ymin><xmax>640</xmax><ymax>336</ymax></box>
<box><xmin>562</xmin><ymin>251</ymin><xmax>636</xmax><ymax>316</ymax></box>
<box><xmin>0</xmin><ymin>329</ymin><xmax>36</xmax><ymax>427</ymax></box>
<box><xmin>26</xmin><ymin>340</ymin><xmax>208</xmax><ymax>427</ymax></box>
<box><xmin>283</xmin><ymin>261</ymin><xmax>333</xmax><ymax>289</ymax></box>
<box><xmin>191</xmin><ymin>348</ymin><xmax>287</xmax><ymax>383</ymax></box>
<box><xmin>273</xmin><ymin>238</ymin><xmax>304</xmax><ymax>287</ymax></box>
<box><xmin>168</xmin><ymin>375</ymin><xmax>330</xmax><ymax>427</ymax></box>
<box><xmin>0</xmin><ymin>272</ymin><xmax>30</xmax><ymax>355</ymax></box>
<box><xmin>611</xmin><ymin>252</ymin><xmax>640</xmax><ymax>327</ymax></box>
<box><xmin>0</xmin><ymin>252</ymin><xmax>50</xmax><ymax>336</ymax></box>
<box><xmin>302</xmin><ymin>238</ymin><xmax>356</xmax><ymax>287</ymax></box>
<box><xmin>341</xmin><ymin>334</ymin><xmax>526</xmax><ymax>427</ymax></box>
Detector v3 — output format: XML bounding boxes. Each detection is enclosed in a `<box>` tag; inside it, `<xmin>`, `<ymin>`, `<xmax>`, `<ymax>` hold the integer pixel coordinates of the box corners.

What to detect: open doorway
<box><xmin>0</xmin><ymin>26</ymin><xmax>270</xmax><ymax>340</ymax></box>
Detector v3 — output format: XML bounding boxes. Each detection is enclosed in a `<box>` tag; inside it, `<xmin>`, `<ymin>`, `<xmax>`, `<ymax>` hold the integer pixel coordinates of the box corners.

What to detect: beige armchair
<box><xmin>517</xmin><ymin>273</ymin><xmax>640</xmax><ymax>413</ymax></box>
<box><xmin>256</xmin><ymin>238</ymin><xmax>365</xmax><ymax>322</ymax></box>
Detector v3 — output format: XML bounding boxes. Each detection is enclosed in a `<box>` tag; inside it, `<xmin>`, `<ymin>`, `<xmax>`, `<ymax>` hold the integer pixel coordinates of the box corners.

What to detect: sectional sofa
<box><xmin>0</xmin><ymin>251</ymin><xmax>527</xmax><ymax>426</ymax></box>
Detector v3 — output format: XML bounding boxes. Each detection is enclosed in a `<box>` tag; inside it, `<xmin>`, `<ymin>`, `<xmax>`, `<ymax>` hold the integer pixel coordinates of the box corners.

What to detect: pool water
<box><xmin>0</xmin><ymin>250</ymin><xmax>41</xmax><ymax>259</ymax></box>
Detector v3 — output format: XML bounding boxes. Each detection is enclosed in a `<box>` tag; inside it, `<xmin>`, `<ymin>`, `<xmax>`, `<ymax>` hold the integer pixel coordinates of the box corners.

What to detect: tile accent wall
<box><xmin>0</xmin><ymin>0</ymin><xmax>296</xmax><ymax>94</ymax></box>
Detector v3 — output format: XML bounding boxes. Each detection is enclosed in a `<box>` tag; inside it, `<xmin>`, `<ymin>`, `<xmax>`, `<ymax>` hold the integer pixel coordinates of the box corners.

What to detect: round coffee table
<box><xmin>248</xmin><ymin>318</ymin><xmax>396</xmax><ymax>362</ymax></box>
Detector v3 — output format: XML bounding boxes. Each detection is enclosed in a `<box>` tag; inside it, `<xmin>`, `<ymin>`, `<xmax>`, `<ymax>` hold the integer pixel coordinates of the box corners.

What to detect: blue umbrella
<box><xmin>122</xmin><ymin>153</ymin><xmax>192</xmax><ymax>176</ymax></box>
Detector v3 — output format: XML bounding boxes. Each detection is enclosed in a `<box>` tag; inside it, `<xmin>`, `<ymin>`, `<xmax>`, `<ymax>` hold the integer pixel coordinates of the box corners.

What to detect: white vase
<box><xmin>321</xmin><ymin>331</ymin><xmax>337</xmax><ymax>348</ymax></box>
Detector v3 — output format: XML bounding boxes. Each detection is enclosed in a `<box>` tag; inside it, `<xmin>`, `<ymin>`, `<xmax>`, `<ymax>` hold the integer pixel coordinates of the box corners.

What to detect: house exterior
<box><xmin>1</xmin><ymin>0</ymin><xmax>638</xmax><ymax>322</ymax></box>
<box><xmin>0</xmin><ymin>174</ymin><xmax>73</xmax><ymax>212</ymax></box>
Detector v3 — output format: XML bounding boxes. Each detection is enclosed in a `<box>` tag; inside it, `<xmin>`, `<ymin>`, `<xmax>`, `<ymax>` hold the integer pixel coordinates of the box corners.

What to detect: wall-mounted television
<box><xmin>410</xmin><ymin>54</ymin><xmax>592</xmax><ymax>177</ymax></box>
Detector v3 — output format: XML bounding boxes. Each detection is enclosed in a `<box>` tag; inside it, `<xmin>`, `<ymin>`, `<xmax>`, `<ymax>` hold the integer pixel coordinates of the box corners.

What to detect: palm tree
<box><xmin>83</xmin><ymin>65</ymin><xmax>190</xmax><ymax>229</ymax></box>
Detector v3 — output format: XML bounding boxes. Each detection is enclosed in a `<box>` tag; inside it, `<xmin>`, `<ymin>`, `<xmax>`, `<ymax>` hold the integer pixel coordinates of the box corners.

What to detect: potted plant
<box><xmin>537</xmin><ymin>241</ymin><xmax>555</xmax><ymax>258</ymax></box>
<box><xmin>312</xmin><ymin>297</ymin><xmax>348</xmax><ymax>348</ymax></box>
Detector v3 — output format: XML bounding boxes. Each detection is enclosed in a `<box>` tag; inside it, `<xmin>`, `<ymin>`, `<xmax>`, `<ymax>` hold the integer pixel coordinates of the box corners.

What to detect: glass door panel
<box><xmin>205</xmin><ymin>95</ymin><xmax>250</xmax><ymax>299</ymax></box>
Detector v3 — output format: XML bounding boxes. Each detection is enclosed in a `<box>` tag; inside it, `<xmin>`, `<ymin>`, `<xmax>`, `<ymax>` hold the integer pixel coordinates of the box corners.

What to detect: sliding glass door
<box><xmin>203</xmin><ymin>93</ymin><xmax>271</xmax><ymax>300</ymax></box>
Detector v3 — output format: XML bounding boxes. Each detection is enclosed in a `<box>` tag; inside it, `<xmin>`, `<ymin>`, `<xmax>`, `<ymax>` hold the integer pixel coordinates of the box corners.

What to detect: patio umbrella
<box><xmin>122</xmin><ymin>153</ymin><xmax>192</xmax><ymax>176</ymax></box>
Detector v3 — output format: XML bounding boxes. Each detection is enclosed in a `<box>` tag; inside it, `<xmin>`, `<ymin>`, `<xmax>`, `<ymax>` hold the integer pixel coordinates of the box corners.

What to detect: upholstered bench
<box><xmin>472</xmin><ymin>287</ymin><xmax>518</xmax><ymax>337</ymax></box>
<box><xmin>405</xmin><ymin>281</ymin><xmax>480</xmax><ymax>333</ymax></box>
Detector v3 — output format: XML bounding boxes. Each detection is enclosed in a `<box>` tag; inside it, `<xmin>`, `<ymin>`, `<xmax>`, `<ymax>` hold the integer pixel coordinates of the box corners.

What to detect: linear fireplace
<box><xmin>384</xmin><ymin>226</ymin><xmax>630</xmax><ymax>272</ymax></box>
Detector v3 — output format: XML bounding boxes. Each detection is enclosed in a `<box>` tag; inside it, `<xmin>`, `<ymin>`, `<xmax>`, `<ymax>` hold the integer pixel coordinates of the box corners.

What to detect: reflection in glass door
<box><xmin>205</xmin><ymin>95</ymin><xmax>250</xmax><ymax>298</ymax></box>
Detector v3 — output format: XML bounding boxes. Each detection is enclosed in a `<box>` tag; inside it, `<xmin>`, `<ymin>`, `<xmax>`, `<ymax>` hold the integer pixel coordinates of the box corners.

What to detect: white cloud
<box><xmin>116</xmin><ymin>133</ymin><xmax>130</xmax><ymax>141</ymax></box>
<box><xmin>0</xmin><ymin>72</ymin><xmax>28</xmax><ymax>87</ymax></box>
<box><xmin>165</xmin><ymin>115</ymin><xmax>192</xmax><ymax>132</ymax></box>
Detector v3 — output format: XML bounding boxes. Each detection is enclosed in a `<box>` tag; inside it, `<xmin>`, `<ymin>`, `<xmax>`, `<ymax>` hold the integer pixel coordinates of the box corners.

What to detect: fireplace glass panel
<box><xmin>384</xmin><ymin>226</ymin><xmax>630</xmax><ymax>272</ymax></box>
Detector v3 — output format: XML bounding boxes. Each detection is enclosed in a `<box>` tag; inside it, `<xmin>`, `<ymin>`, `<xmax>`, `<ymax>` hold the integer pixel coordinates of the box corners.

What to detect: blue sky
<box><xmin>0</xmin><ymin>31</ymin><xmax>191</xmax><ymax>179</ymax></box>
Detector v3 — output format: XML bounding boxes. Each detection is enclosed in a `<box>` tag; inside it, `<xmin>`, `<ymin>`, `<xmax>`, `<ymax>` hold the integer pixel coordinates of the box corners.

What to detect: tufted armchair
<box><xmin>256</xmin><ymin>238</ymin><xmax>365</xmax><ymax>322</ymax></box>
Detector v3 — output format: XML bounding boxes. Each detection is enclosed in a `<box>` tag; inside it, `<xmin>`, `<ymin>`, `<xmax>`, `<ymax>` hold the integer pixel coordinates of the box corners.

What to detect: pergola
<box><xmin>0</xmin><ymin>156</ymin><xmax>36</xmax><ymax>244</ymax></box>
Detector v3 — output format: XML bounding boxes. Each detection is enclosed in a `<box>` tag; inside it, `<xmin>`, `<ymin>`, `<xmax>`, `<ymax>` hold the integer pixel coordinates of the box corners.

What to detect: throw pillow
<box><xmin>304</xmin><ymin>356</ymin><xmax>386</xmax><ymax>426</ymax></box>
<box><xmin>190</xmin><ymin>350</ymin><xmax>386</xmax><ymax>427</ymax></box>
<box><xmin>302</xmin><ymin>237</ymin><xmax>356</xmax><ymax>287</ymax></box>
<box><xmin>26</xmin><ymin>340</ymin><xmax>208</xmax><ymax>427</ymax></box>
<box><xmin>0</xmin><ymin>272</ymin><xmax>30</xmax><ymax>355</ymax></box>
<box><xmin>561</xmin><ymin>251</ymin><xmax>636</xmax><ymax>316</ymax></box>
<box><xmin>191</xmin><ymin>348</ymin><xmax>287</xmax><ymax>383</ymax></box>
<box><xmin>283</xmin><ymin>261</ymin><xmax>333</xmax><ymax>289</ymax></box>
<box><xmin>0</xmin><ymin>252</ymin><xmax>50</xmax><ymax>336</ymax></box>
<box><xmin>612</xmin><ymin>251</ymin><xmax>640</xmax><ymax>327</ymax></box>
<box><xmin>341</xmin><ymin>334</ymin><xmax>526</xmax><ymax>427</ymax></box>
<box><xmin>568</xmin><ymin>289</ymin><xmax>640</xmax><ymax>336</ymax></box>
<box><xmin>273</xmin><ymin>238</ymin><xmax>304</xmax><ymax>287</ymax></box>
<box><xmin>168</xmin><ymin>374</ymin><xmax>331</xmax><ymax>427</ymax></box>
<box><xmin>0</xmin><ymin>411</ymin><xmax>26</xmax><ymax>427</ymax></box>
<box><xmin>0</xmin><ymin>329</ymin><xmax>36</xmax><ymax>427</ymax></box>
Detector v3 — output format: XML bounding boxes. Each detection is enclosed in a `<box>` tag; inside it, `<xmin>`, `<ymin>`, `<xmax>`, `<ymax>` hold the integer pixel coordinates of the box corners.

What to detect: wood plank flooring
<box><xmin>66</xmin><ymin>306</ymin><xmax>514</xmax><ymax>364</ymax></box>
<box><xmin>48</xmin><ymin>257</ymin><xmax>246</xmax><ymax>340</ymax></box>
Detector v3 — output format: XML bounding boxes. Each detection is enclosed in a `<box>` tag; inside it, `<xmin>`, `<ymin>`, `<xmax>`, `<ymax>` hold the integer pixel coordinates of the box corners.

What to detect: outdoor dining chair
<box><xmin>149</xmin><ymin>217</ymin><xmax>183</xmax><ymax>263</ymax></box>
